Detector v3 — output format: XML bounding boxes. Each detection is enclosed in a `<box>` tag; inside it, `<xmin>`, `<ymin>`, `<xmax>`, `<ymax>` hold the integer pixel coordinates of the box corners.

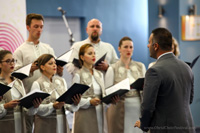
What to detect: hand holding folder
<box><xmin>56</xmin><ymin>83</ymin><xmax>90</xmax><ymax>104</ymax></box>
<box><xmin>102</xmin><ymin>78</ymin><xmax>130</xmax><ymax>104</ymax></box>
<box><xmin>94</xmin><ymin>53</ymin><xmax>107</xmax><ymax>66</ymax></box>
<box><xmin>19</xmin><ymin>90</ymin><xmax>50</xmax><ymax>109</ymax></box>
<box><xmin>56</xmin><ymin>49</ymin><xmax>73</xmax><ymax>67</ymax></box>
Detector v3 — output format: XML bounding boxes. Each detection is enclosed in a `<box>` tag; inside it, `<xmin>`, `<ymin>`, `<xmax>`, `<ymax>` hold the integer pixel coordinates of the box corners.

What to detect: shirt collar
<box><xmin>157</xmin><ymin>52</ymin><xmax>173</xmax><ymax>60</ymax></box>
<box><xmin>26</xmin><ymin>40</ymin><xmax>40</xmax><ymax>45</ymax></box>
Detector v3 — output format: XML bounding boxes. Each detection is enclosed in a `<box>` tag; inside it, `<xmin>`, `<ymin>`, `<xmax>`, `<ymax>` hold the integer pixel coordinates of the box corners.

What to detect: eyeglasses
<box><xmin>0</xmin><ymin>59</ymin><xmax>17</xmax><ymax>64</ymax></box>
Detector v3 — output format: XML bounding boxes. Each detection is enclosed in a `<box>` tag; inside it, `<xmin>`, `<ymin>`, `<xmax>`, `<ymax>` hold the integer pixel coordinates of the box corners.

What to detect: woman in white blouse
<box><xmin>105</xmin><ymin>37</ymin><xmax>146</xmax><ymax>133</ymax></box>
<box><xmin>0</xmin><ymin>50</ymin><xmax>40</xmax><ymax>133</ymax></box>
<box><xmin>72</xmin><ymin>44</ymin><xmax>107</xmax><ymax>133</ymax></box>
<box><xmin>30</xmin><ymin>54</ymin><xmax>81</xmax><ymax>133</ymax></box>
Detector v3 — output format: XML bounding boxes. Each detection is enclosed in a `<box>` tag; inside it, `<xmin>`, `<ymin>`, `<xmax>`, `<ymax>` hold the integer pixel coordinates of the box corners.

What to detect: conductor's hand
<box><xmin>4</xmin><ymin>100</ymin><xmax>19</xmax><ymax>109</ymax></box>
<box><xmin>90</xmin><ymin>97</ymin><xmax>101</xmax><ymax>106</ymax></box>
<box><xmin>53</xmin><ymin>101</ymin><xmax>65</xmax><ymax>109</ymax></box>
<box><xmin>111</xmin><ymin>95</ymin><xmax>120</xmax><ymax>104</ymax></box>
<box><xmin>32</xmin><ymin>98</ymin><xmax>42</xmax><ymax>108</ymax></box>
<box><xmin>30</xmin><ymin>61</ymin><xmax>39</xmax><ymax>74</ymax></box>
<box><xmin>95</xmin><ymin>61</ymin><xmax>109</xmax><ymax>71</ymax></box>
<box><xmin>134</xmin><ymin>120</ymin><xmax>141</xmax><ymax>128</ymax></box>
<box><xmin>72</xmin><ymin>94</ymin><xmax>81</xmax><ymax>105</ymax></box>
<box><xmin>57</xmin><ymin>65</ymin><xmax>64</xmax><ymax>77</ymax></box>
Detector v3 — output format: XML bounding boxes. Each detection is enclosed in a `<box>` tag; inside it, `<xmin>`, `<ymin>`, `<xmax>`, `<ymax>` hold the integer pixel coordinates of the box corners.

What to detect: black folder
<box><xmin>56</xmin><ymin>83</ymin><xmax>90</xmax><ymax>104</ymax></box>
<box><xmin>0</xmin><ymin>83</ymin><xmax>12</xmax><ymax>96</ymax></box>
<box><xmin>72</xmin><ymin>58</ymin><xmax>82</xmax><ymax>68</ymax></box>
<box><xmin>94</xmin><ymin>53</ymin><xmax>107</xmax><ymax>66</ymax></box>
<box><xmin>56</xmin><ymin>49</ymin><xmax>73</xmax><ymax>67</ymax></box>
<box><xmin>185</xmin><ymin>55</ymin><xmax>200</xmax><ymax>68</ymax></box>
<box><xmin>19</xmin><ymin>91</ymin><xmax>50</xmax><ymax>109</ymax></box>
<box><xmin>130</xmin><ymin>78</ymin><xmax>144</xmax><ymax>90</ymax></box>
<box><xmin>12</xmin><ymin>73</ymin><xmax>28</xmax><ymax>80</ymax></box>
<box><xmin>101</xmin><ymin>89</ymin><xmax>129</xmax><ymax>104</ymax></box>
<box><xmin>11</xmin><ymin>63</ymin><xmax>32</xmax><ymax>80</ymax></box>
<box><xmin>102</xmin><ymin>78</ymin><xmax>130</xmax><ymax>104</ymax></box>
<box><xmin>56</xmin><ymin>60</ymin><xmax>67</xmax><ymax>67</ymax></box>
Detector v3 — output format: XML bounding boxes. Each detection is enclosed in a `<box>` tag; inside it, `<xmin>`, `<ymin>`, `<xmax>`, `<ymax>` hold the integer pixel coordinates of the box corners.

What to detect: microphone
<box><xmin>57</xmin><ymin>7</ymin><xmax>66</xmax><ymax>15</ymax></box>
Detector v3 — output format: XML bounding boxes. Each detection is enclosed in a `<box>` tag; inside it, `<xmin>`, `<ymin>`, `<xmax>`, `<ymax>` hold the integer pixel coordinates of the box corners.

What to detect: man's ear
<box><xmin>26</xmin><ymin>25</ymin><xmax>30</xmax><ymax>31</ymax></box>
<box><xmin>154</xmin><ymin>43</ymin><xmax>159</xmax><ymax>51</ymax></box>
<box><xmin>118</xmin><ymin>47</ymin><xmax>121</xmax><ymax>53</ymax></box>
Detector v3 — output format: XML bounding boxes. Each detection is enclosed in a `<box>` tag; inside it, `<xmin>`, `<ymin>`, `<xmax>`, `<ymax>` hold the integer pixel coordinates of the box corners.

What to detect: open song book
<box><xmin>56</xmin><ymin>49</ymin><xmax>73</xmax><ymax>67</ymax></box>
<box><xmin>19</xmin><ymin>90</ymin><xmax>50</xmax><ymax>109</ymax></box>
<box><xmin>102</xmin><ymin>78</ymin><xmax>130</xmax><ymax>104</ymax></box>
<box><xmin>11</xmin><ymin>63</ymin><xmax>32</xmax><ymax>80</ymax></box>
<box><xmin>56</xmin><ymin>83</ymin><xmax>90</xmax><ymax>104</ymax></box>
<box><xmin>0</xmin><ymin>83</ymin><xmax>12</xmax><ymax>96</ymax></box>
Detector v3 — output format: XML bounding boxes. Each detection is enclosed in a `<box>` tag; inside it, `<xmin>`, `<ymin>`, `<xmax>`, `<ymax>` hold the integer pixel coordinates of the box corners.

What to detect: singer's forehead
<box><xmin>87</xmin><ymin>19</ymin><xmax>102</xmax><ymax>27</ymax></box>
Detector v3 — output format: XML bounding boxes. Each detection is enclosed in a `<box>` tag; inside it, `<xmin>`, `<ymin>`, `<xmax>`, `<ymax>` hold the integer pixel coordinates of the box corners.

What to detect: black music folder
<box><xmin>56</xmin><ymin>49</ymin><xmax>73</xmax><ymax>67</ymax></box>
<box><xmin>0</xmin><ymin>83</ymin><xmax>11</xmax><ymax>96</ymax></box>
<box><xmin>130</xmin><ymin>78</ymin><xmax>144</xmax><ymax>90</ymax></box>
<box><xmin>11</xmin><ymin>63</ymin><xmax>32</xmax><ymax>80</ymax></box>
<box><xmin>102</xmin><ymin>78</ymin><xmax>130</xmax><ymax>104</ymax></box>
<box><xmin>19</xmin><ymin>91</ymin><xmax>50</xmax><ymax>109</ymax></box>
<box><xmin>94</xmin><ymin>53</ymin><xmax>107</xmax><ymax>66</ymax></box>
<box><xmin>72</xmin><ymin>58</ymin><xmax>82</xmax><ymax>68</ymax></box>
<box><xmin>185</xmin><ymin>55</ymin><xmax>200</xmax><ymax>68</ymax></box>
<box><xmin>56</xmin><ymin>83</ymin><xmax>90</xmax><ymax>104</ymax></box>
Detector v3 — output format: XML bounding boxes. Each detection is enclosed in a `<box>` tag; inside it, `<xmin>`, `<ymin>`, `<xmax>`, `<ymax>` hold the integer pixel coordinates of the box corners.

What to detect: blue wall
<box><xmin>179</xmin><ymin>0</ymin><xmax>200</xmax><ymax>127</ymax></box>
<box><xmin>26</xmin><ymin>0</ymin><xmax>149</xmax><ymax>67</ymax></box>
<box><xmin>149</xmin><ymin>0</ymin><xmax>200</xmax><ymax>127</ymax></box>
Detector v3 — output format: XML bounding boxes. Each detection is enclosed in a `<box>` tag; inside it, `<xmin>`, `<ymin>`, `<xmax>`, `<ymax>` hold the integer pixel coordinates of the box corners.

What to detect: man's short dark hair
<box><xmin>26</xmin><ymin>13</ymin><xmax>44</xmax><ymax>26</ymax></box>
<box><xmin>152</xmin><ymin>28</ymin><xmax>172</xmax><ymax>51</ymax></box>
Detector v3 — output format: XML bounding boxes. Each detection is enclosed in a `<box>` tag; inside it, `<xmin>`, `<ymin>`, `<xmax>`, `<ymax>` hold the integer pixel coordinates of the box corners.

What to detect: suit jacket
<box><xmin>140</xmin><ymin>53</ymin><xmax>195</xmax><ymax>133</ymax></box>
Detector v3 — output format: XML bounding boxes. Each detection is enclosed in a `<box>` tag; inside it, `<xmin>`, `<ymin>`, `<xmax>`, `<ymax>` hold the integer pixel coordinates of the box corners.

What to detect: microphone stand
<box><xmin>59</xmin><ymin>10</ymin><xmax>75</xmax><ymax>46</ymax></box>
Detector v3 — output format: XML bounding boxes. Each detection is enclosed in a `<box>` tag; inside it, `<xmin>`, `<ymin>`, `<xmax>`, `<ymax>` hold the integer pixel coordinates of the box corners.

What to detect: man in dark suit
<box><xmin>134</xmin><ymin>28</ymin><xmax>195</xmax><ymax>133</ymax></box>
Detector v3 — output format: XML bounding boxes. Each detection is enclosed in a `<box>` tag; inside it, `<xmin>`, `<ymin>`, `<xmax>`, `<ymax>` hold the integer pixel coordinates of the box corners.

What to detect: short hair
<box><xmin>79</xmin><ymin>43</ymin><xmax>93</xmax><ymax>67</ymax></box>
<box><xmin>26</xmin><ymin>13</ymin><xmax>44</xmax><ymax>26</ymax></box>
<box><xmin>0</xmin><ymin>50</ymin><xmax>12</xmax><ymax>73</ymax></box>
<box><xmin>119</xmin><ymin>36</ymin><xmax>133</xmax><ymax>47</ymax></box>
<box><xmin>36</xmin><ymin>54</ymin><xmax>55</xmax><ymax>72</ymax></box>
<box><xmin>152</xmin><ymin>28</ymin><xmax>172</xmax><ymax>51</ymax></box>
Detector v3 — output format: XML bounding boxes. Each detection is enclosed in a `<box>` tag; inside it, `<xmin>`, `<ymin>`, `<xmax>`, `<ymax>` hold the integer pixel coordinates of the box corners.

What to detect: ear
<box><xmin>154</xmin><ymin>43</ymin><xmax>159</xmax><ymax>51</ymax></box>
<box><xmin>40</xmin><ymin>65</ymin><xmax>45</xmax><ymax>71</ymax></box>
<box><xmin>26</xmin><ymin>25</ymin><xmax>30</xmax><ymax>31</ymax></box>
<box><xmin>118</xmin><ymin>47</ymin><xmax>121</xmax><ymax>53</ymax></box>
<box><xmin>80</xmin><ymin>55</ymin><xmax>84</xmax><ymax>61</ymax></box>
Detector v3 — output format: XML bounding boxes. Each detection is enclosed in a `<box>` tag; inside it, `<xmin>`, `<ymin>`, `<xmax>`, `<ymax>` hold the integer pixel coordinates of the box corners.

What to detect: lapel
<box><xmin>12</xmin><ymin>78</ymin><xmax>25</xmax><ymax>96</ymax></box>
<box><xmin>93</xmin><ymin>69</ymin><xmax>105</xmax><ymax>95</ymax></box>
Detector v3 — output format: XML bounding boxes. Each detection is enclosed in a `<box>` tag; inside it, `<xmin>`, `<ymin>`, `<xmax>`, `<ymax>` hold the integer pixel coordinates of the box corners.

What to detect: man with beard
<box><xmin>66</xmin><ymin>18</ymin><xmax>118</xmax><ymax>74</ymax></box>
